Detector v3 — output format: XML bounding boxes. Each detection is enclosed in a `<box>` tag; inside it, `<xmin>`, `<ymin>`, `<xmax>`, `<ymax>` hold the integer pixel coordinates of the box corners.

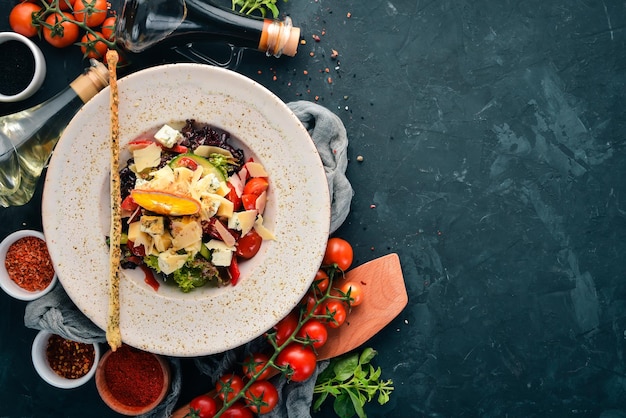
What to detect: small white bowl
<box><xmin>0</xmin><ymin>229</ymin><xmax>58</xmax><ymax>301</ymax></box>
<box><xmin>32</xmin><ymin>331</ymin><xmax>100</xmax><ymax>389</ymax></box>
<box><xmin>0</xmin><ymin>31</ymin><xmax>46</xmax><ymax>102</ymax></box>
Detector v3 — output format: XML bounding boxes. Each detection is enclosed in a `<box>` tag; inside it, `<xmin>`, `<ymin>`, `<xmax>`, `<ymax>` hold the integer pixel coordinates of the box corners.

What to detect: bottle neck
<box><xmin>116</xmin><ymin>0</ymin><xmax>300</xmax><ymax>57</ymax></box>
<box><xmin>69</xmin><ymin>60</ymin><xmax>110</xmax><ymax>103</ymax></box>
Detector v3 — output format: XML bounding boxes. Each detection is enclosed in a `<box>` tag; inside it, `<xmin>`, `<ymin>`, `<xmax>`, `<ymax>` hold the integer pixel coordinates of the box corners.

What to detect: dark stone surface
<box><xmin>1</xmin><ymin>0</ymin><xmax>625</xmax><ymax>416</ymax></box>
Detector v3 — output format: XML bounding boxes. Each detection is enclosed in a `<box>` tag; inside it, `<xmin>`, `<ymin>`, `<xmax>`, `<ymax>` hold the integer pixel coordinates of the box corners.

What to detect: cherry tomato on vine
<box><xmin>79</xmin><ymin>31</ymin><xmax>108</xmax><ymax>59</ymax></box>
<box><xmin>300</xmin><ymin>292</ymin><xmax>324</xmax><ymax>317</ymax></box>
<box><xmin>42</xmin><ymin>0</ymin><xmax>73</xmax><ymax>10</ymax></box>
<box><xmin>296</xmin><ymin>319</ymin><xmax>328</xmax><ymax>349</ymax></box>
<box><xmin>338</xmin><ymin>281</ymin><xmax>364</xmax><ymax>307</ymax></box>
<box><xmin>242</xmin><ymin>352</ymin><xmax>272</xmax><ymax>380</ymax></box>
<box><xmin>73</xmin><ymin>0</ymin><xmax>108</xmax><ymax>27</ymax></box>
<box><xmin>276</xmin><ymin>343</ymin><xmax>317</xmax><ymax>382</ymax></box>
<box><xmin>312</xmin><ymin>269</ymin><xmax>330</xmax><ymax>294</ymax></box>
<box><xmin>101</xmin><ymin>16</ymin><xmax>116</xmax><ymax>40</ymax></box>
<box><xmin>188</xmin><ymin>394</ymin><xmax>218</xmax><ymax>418</ymax></box>
<box><xmin>215</xmin><ymin>373</ymin><xmax>244</xmax><ymax>403</ymax></box>
<box><xmin>235</xmin><ymin>229</ymin><xmax>262</xmax><ymax>259</ymax></box>
<box><xmin>272</xmin><ymin>310</ymin><xmax>298</xmax><ymax>347</ymax></box>
<box><xmin>244</xmin><ymin>380</ymin><xmax>279</xmax><ymax>414</ymax></box>
<box><xmin>220</xmin><ymin>402</ymin><xmax>253</xmax><ymax>418</ymax></box>
<box><xmin>322</xmin><ymin>237</ymin><xmax>353</xmax><ymax>270</ymax></box>
<box><xmin>9</xmin><ymin>2</ymin><xmax>42</xmax><ymax>38</ymax></box>
<box><xmin>43</xmin><ymin>12</ymin><xmax>80</xmax><ymax>48</ymax></box>
<box><xmin>322</xmin><ymin>299</ymin><xmax>347</xmax><ymax>328</ymax></box>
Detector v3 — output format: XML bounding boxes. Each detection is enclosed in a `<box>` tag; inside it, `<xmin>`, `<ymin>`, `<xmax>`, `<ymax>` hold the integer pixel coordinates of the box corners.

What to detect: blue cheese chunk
<box><xmin>140</xmin><ymin>215</ymin><xmax>165</xmax><ymax>236</ymax></box>
<box><xmin>204</xmin><ymin>239</ymin><xmax>234</xmax><ymax>267</ymax></box>
<box><xmin>228</xmin><ymin>210</ymin><xmax>257</xmax><ymax>236</ymax></box>
<box><xmin>158</xmin><ymin>250</ymin><xmax>188</xmax><ymax>275</ymax></box>
<box><xmin>154</xmin><ymin>124</ymin><xmax>183</xmax><ymax>148</ymax></box>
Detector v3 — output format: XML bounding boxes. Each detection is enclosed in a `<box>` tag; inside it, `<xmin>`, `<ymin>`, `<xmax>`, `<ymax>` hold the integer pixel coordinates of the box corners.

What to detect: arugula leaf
<box><xmin>231</xmin><ymin>0</ymin><xmax>285</xmax><ymax>18</ymax></box>
<box><xmin>313</xmin><ymin>348</ymin><xmax>394</xmax><ymax>418</ymax></box>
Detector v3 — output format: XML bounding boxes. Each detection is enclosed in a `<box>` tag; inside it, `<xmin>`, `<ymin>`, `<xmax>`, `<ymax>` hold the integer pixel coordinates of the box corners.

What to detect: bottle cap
<box><xmin>282</xmin><ymin>25</ymin><xmax>301</xmax><ymax>57</ymax></box>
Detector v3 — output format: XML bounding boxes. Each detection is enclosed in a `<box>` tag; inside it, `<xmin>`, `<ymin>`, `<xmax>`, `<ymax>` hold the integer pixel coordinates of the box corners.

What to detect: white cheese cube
<box><xmin>205</xmin><ymin>239</ymin><xmax>235</xmax><ymax>267</ymax></box>
<box><xmin>154</xmin><ymin>124</ymin><xmax>183</xmax><ymax>148</ymax></box>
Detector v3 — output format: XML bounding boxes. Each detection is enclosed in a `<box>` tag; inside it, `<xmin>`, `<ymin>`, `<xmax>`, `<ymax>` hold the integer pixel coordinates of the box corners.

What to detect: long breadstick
<box><xmin>106</xmin><ymin>50</ymin><xmax>122</xmax><ymax>351</ymax></box>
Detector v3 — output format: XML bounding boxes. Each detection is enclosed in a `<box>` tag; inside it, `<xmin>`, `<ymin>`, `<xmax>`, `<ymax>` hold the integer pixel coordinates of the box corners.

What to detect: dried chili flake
<box><xmin>46</xmin><ymin>334</ymin><xmax>95</xmax><ymax>379</ymax></box>
<box><xmin>5</xmin><ymin>236</ymin><xmax>54</xmax><ymax>291</ymax></box>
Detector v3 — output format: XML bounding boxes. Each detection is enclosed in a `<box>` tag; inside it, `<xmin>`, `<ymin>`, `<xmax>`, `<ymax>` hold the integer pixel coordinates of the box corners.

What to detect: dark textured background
<box><xmin>1</xmin><ymin>0</ymin><xmax>626</xmax><ymax>416</ymax></box>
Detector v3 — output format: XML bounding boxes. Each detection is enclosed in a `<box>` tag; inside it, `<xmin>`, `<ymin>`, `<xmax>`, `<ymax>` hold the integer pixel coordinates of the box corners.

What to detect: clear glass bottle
<box><xmin>116</xmin><ymin>0</ymin><xmax>301</xmax><ymax>58</ymax></box>
<box><xmin>0</xmin><ymin>59</ymin><xmax>109</xmax><ymax>207</ymax></box>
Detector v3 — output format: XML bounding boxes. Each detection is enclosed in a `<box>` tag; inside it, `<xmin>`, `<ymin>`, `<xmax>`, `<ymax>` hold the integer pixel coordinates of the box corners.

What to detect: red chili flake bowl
<box><xmin>0</xmin><ymin>229</ymin><xmax>58</xmax><ymax>301</ymax></box>
<box><xmin>95</xmin><ymin>345</ymin><xmax>171</xmax><ymax>416</ymax></box>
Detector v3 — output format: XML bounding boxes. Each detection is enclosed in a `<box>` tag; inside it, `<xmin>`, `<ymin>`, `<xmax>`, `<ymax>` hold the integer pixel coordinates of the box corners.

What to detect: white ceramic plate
<box><xmin>42</xmin><ymin>64</ymin><xmax>330</xmax><ymax>357</ymax></box>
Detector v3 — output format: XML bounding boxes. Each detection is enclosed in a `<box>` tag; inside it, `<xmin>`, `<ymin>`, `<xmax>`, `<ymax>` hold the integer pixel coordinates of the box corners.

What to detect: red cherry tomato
<box><xmin>225</xmin><ymin>181</ymin><xmax>242</xmax><ymax>211</ymax></box>
<box><xmin>242</xmin><ymin>352</ymin><xmax>272</xmax><ymax>380</ymax></box>
<box><xmin>215</xmin><ymin>374</ymin><xmax>244</xmax><ymax>403</ymax></box>
<box><xmin>221</xmin><ymin>402</ymin><xmax>253</xmax><ymax>418</ymax></box>
<box><xmin>73</xmin><ymin>0</ymin><xmax>108</xmax><ymax>27</ymax></box>
<box><xmin>228</xmin><ymin>256</ymin><xmax>240</xmax><ymax>286</ymax></box>
<box><xmin>276</xmin><ymin>343</ymin><xmax>317</xmax><ymax>382</ymax></box>
<box><xmin>322</xmin><ymin>299</ymin><xmax>347</xmax><ymax>328</ymax></box>
<box><xmin>175</xmin><ymin>156</ymin><xmax>199</xmax><ymax>171</ymax></box>
<box><xmin>43</xmin><ymin>12</ymin><xmax>80</xmax><ymax>48</ymax></box>
<box><xmin>188</xmin><ymin>394</ymin><xmax>218</xmax><ymax>418</ymax></box>
<box><xmin>235</xmin><ymin>229</ymin><xmax>262</xmax><ymax>259</ymax></box>
<box><xmin>9</xmin><ymin>2</ymin><xmax>42</xmax><ymax>38</ymax></box>
<box><xmin>244</xmin><ymin>380</ymin><xmax>279</xmax><ymax>414</ymax></box>
<box><xmin>322</xmin><ymin>237</ymin><xmax>353</xmax><ymax>270</ymax></box>
<box><xmin>242</xmin><ymin>177</ymin><xmax>269</xmax><ymax>196</ymax></box>
<box><xmin>296</xmin><ymin>319</ymin><xmax>328</xmax><ymax>349</ymax></box>
<box><xmin>338</xmin><ymin>281</ymin><xmax>364</xmax><ymax>307</ymax></box>
<box><xmin>241</xmin><ymin>193</ymin><xmax>257</xmax><ymax>211</ymax></box>
<box><xmin>101</xmin><ymin>16</ymin><xmax>116</xmax><ymax>40</ymax></box>
<box><xmin>120</xmin><ymin>195</ymin><xmax>138</xmax><ymax>212</ymax></box>
<box><xmin>312</xmin><ymin>269</ymin><xmax>330</xmax><ymax>294</ymax></box>
<box><xmin>272</xmin><ymin>311</ymin><xmax>298</xmax><ymax>347</ymax></box>
<box><xmin>80</xmin><ymin>31</ymin><xmax>108</xmax><ymax>60</ymax></box>
<box><xmin>126</xmin><ymin>240</ymin><xmax>146</xmax><ymax>257</ymax></box>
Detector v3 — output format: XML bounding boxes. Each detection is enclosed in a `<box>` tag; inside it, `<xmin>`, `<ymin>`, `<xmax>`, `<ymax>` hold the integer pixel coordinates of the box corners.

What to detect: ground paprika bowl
<box><xmin>0</xmin><ymin>229</ymin><xmax>58</xmax><ymax>301</ymax></box>
<box><xmin>95</xmin><ymin>346</ymin><xmax>171</xmax><ymax>415</ymax></box>
<box><xmin>31</xmin><ymin>331</ymin><xmax>100</xmax><ymax>389</ymax></box>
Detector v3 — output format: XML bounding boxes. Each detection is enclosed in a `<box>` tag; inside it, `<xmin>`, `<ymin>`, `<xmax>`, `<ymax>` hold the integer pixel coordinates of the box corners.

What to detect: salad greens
<box><xmin>231</xmin><ymin>0</ymin><xmax>284</xmax><ymax>18</ymax></box>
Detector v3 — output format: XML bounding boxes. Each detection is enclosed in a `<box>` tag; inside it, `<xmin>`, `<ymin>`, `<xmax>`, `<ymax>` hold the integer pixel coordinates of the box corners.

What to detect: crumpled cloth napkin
<box><xmin>23</xmin><ymin>101</ymin><xmax>352</xmax><ymax>418</ymax></box>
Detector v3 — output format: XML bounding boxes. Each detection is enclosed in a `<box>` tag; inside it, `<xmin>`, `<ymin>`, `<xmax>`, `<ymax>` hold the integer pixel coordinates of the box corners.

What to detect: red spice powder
<box><xmin>5</xmin><ymin>236</ymin><xmax>55</xmax><ymax>291</ymax></box>
<box><xmin>103</xmin><ymin>345</ymin><xmax>164</xmax><ymax>407</ymax></box>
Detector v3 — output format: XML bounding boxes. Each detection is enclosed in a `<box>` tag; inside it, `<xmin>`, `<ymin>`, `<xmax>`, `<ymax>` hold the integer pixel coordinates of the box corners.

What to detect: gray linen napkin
<box><xmin>23</xmin><ymin>100</ymin><xmax>351</xmax><ymax>417</ymax></box>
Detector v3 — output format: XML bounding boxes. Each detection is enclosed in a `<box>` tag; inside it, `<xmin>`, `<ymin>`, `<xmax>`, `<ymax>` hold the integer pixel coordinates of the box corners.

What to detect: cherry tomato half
<box><xmin>243</xmin><ymin>177</ymin><xmax>269</xmax><ymax>196</ymax></box>
<box><xmin>235</xmin><ymin>229</ymin><xmax>262</xmax><ymax>259</ymax></box>
<box><xmin>9</xmin><ymin>2</ymin><xmax>42</xmax><ymax>38</ymax></box>
<box><xmin>244</xmin><ymin>380</ymin><xmax>279</xmax><ymax>414</ymax></box>
<box><xmin>242</xmin><ymin>352</ymin><xmax>272</xmax><ymax>380</ymax></box>
<box><xmin>225</xmin><ymin>181</ymin><xmax>242</xmax><ymax>211</ymax></box>
<box><xmin>322</xmin><ymin>237</ymin><xmax>353</xmax><ymax>270</ymax></box>
<box><xmin>276</xmin><ymin>343</ymin><xmax>317</xmax><ymax>382</ymax></box>
<box><xmin>215</xmin><ymin>374</ymin><xmax>244</xmax><ymax>403</ymax></box>
<box><xmin>296</xmin><ymin>319</ymin><xmax>328</xmax><ymax>349</ymax></box>
<box><xmin>241</xmin><ymin>193</ymin><xmax>257</xmax><ymax>211</ymax></box>
<box><xmin>189</xmin><ymin>394</ymin><xmax>218</xmax><ymax>418</ymax></box>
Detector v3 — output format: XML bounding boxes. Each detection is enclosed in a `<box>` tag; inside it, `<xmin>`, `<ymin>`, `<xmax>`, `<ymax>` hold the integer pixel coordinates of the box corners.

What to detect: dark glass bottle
<box><xmin>116</xmin><ymin>0</ymin><xmax>300</xmax><ymax>57</ymax></box>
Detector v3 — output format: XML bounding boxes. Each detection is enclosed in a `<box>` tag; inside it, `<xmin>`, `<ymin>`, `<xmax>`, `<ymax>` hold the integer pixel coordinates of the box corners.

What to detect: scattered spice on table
<box><xmin>103</xmin><ymin>344</ymin><xmax>164</xmax><ymax>407</ymax></box>
<box><xmin>5</xmin><ymin>236</ymin><xmax>55</xmax><ymax>291</ymax></box>
<box><xmin>46</xmin><ymin>334</ymin><xmax>95</xmax><ymax>379</ymax></box>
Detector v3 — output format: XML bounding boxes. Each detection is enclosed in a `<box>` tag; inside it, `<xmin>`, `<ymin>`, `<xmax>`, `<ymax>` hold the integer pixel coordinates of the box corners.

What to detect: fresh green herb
<box><xmin>313</xmin><ymin>348</ymin><xmax>394</xmax><ymax>418</ymax></box>
<box><xmin>231</xmin><ymin>0</ymin><xmax>284</xmax><ymax>18</ymax></box>
<box><xmin>172</xmin><ymin>256</ymin><xmax>221</xmax><ymax>292</ymax></box>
